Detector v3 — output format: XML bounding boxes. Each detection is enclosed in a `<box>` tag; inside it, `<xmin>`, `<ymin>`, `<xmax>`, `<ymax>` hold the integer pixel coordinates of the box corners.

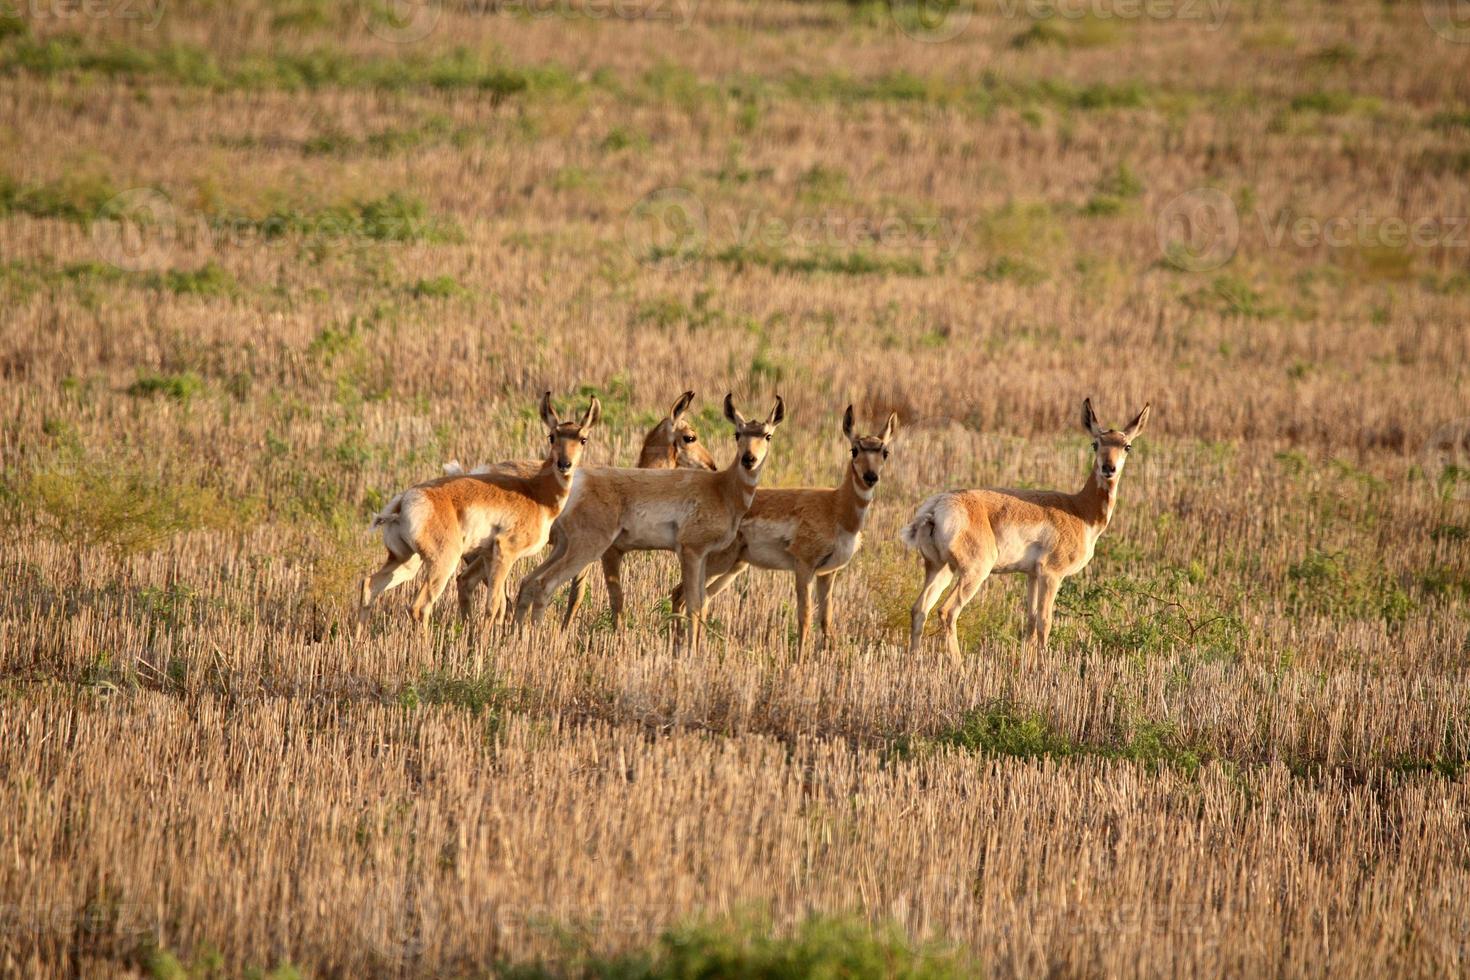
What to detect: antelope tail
<box><xmin>369</xmin><ymin>492</ymin><xmax>405</xmax><ymax>531</ymax></box>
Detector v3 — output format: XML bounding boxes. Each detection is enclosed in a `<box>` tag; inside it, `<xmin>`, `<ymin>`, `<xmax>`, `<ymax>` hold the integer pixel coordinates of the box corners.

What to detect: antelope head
<box><xmin>1082</xmin><ymin>397</ymin><xmax>1150</xmax><ymax>491</ymax></box>
<box><xmin>657</xmin><ymin>390</ymin><xmax>718</xmax><ymax>471</ymax></box>
<box><xmin>541</xmin><ymin>391</ymin><xmax>601</xmax><ymax>478</ymax></box>
<box><xmin>842</xmin><ymin>405</ymin><xmax>898</xmax><ymax>492</ymax></box>
<box><xmin>723</xmin><ymin>393</ymin><xmax>785</xmax><ymax>474</ymax></box>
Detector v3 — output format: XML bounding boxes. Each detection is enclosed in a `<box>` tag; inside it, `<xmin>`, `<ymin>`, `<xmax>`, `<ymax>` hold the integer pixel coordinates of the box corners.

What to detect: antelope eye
<box><xmin>1092</xmin><ymin>441</ymin><xmax>1099</xmax><ymax>451</ymax></box>
<box><xmin>682</xmin><ymin>434</ymin><xmax>696</xmax><ymax>443</ymax></box>
<box><xmin>882</xmin><ymin>449</ymin><xmax>890</xmax><ymax>460</ymax></box>
<box><xmin>851</xmin><ymin>448</ymin><xmax>859</xmax><ymax>458</ymax></box>
<box><xmin>764</xmin><ymin>433</ymin><xmax>772</xmax><ymax>442</ymax></box>
<box><xmin>549</xmin><ymin>434</ymin><xmax>556</xmax><ymax>444</ymax></box>
<box><xmin>580</xmin><ymin>437</ymin><xmax>588</xmax><ymax>445</ymax></box>
<box><xmin>1124</xmin><ymin>444</ymin><xmax>1132</xmax><ymax>453</ymax></box>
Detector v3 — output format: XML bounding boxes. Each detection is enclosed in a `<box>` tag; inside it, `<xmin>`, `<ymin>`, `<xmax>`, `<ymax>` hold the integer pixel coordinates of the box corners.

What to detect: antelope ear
<box><xmin>539</xmin><ymin>391</ymin><xmax>559</xmax><ymax>430</ymax></box>
<box><xmin>1081</xmin><ymin>397</ymin><xmax>1103</xmax><ymax>437</ymax></box>
<box><xmin>579</xmin><ymin>397</ymin><xmax>602</xmax><ymax>431</ymax></box>
<box><xmin>1123</xmin><ymin>403</ymin><xmax>1151</xmax><ymax>439</ymax></box>
<box><xmin>881</xmin><ymin>412</ymin><xmax>899</xmax><ymax>443</ymax></box>
<box><xmin>842</xmin><ymin>405</ymin><xmax>856</xmax><ymax>441</ymax></box>
<box><xmin>671</xmin><ymin>390</ymin><xmax>695</xmax><ymax>423</ymax></box>
<box><xmin>767</xmin><ymin>395</ymin><xmax>786</xmax><ymax>427</ymax></box>
<box><xmin>723</xmin><ymin>393</ymin><xmax>746</xmax><ymax>427</ymax></box>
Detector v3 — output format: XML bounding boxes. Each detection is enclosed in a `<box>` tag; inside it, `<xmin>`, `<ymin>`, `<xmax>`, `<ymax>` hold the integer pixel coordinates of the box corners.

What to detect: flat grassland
<box><xmin>1</xmin><ymin>0</ymin><xmax>1469</xmax><ymax>975</ymax></box>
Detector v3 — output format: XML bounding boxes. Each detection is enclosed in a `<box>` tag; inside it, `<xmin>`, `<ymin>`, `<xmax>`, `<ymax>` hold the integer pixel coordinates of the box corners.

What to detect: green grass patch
<box><xmin>900</xmin><ymin>699</ymin><xmax>1210</xmax><ymax>775</ymax></box>
<box><xmin>1011</xmin><ymin>15</ymin><xmax>1122</xmax><ymax>49</ymax></box>
<box><xmin>408</xmin><ymin>274</ymin><xmax>468</xmax><ymax>299</ymax></box>
<box><xmin>14</xmin><ymin>459</ymin><xmax>252</xmax><ymax>556</ymax></box>
<box><xmin>1287</xmin><ymin>549</ymin><xmax>1415</xmax><ymax>625</ymax></box>
<box><xmin>0</xmin><ymin>171</ymin><xmax>119</xmax><ymax>222</ymax></box>
<box><xmin>127</xmin><ymin>370</ymin><xmax>205</xmax><ymax>402</ymax></box>
<box><xmin>713</xmin><ymin>244</ymin><xmax>927</xmax><ymax>277</ymax></box>
<box><xmin>0</xmin><ymin>33</ymin><xmax>565</xmax><ymax>98</ymax></box>
<box><xmin>502</xmin><ymin>912</ymin><xmax>977</xmax><ymax>980</ymax></box>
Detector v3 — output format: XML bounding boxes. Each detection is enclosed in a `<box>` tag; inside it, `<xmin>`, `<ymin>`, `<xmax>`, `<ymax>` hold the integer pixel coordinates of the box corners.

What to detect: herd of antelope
<box><xmin>359</xmin><ymin>390</ymin><xmax>1150</xmax><ymax>658</ymax></box>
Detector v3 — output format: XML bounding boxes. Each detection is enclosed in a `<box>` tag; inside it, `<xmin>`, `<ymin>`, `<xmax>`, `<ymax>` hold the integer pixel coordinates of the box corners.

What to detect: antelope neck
<box><xmin>1071</xmin><ymin>469</ymin><xmax>1117</xmax><ymax>529</ymax></box>
<box><xmin>835</xmin><ymin>463</ymin><xmax>875</xmax><ymax>533</ymax></box>
<box><xmin>722</xmin><ymin>456</ymin><xmax>761</xmax><ymax>508</ymax></box>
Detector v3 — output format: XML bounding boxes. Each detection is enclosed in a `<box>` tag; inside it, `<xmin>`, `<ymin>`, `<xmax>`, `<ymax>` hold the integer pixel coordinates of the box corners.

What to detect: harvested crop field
<box><xmin>1</xmin><ymin>0</ymin><xmax>1468</xmax><ymax>976</ymax></box>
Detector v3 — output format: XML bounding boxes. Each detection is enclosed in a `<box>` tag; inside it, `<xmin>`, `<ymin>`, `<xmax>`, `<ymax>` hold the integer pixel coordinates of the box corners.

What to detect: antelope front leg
<box><xmin>484</xmin><ymin>545</ymin><xmax>513</xmax><ymax>626</ymax></box>
<box><xmin>815</xmin><ymin>572</ymin><xmax>835</xmax><ymax>642</ymax></box>
<box><xmin>600</xmin><ymin>548</ymin><xmax>626</xmax><ymax>625</ymax></box>
<box><xmin>793</xmin><ymin>564</ymin><xmax>815</xmax><ymax>651</ymax></box>
<box><xmin>1036</xmin><ymin>573</ymin><xmax>1062</xmax><ymax>648</ymax></box>
<box><xmin>677</xmin><ymin>549</ymin><xmax>708</xmax><ymax>652</ymax></box>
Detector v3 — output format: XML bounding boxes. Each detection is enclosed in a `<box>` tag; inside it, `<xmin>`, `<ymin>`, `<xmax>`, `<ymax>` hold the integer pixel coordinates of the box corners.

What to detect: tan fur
<box><xmin>901</xmin><ymin>398</ymin><xmax>1151</xmax><ymax>660</ymax></box>
<box><xmin>674</xmin><ymin>407</ymin><xmax>898</xmax><ymax>649</ymax></box>
<box><xmin>514</xmin><ymin>394</ymin><xmax>785</xmax><ymax>648</ymax></box>
<box><xmin>358</xmin><ymin>393</ymin><xmax>601</xmax><ymax>628</ymax></box>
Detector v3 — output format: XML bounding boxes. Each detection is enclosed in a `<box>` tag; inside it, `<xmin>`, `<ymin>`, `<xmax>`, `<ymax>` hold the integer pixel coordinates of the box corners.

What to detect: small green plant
<box><xmin>126</xmin><ymin>371</ymin><xmax>205</xmax><ymax>403</ymax></box>
<box><xmin>409</xmin><ymin>274</ymin><xmax>467</xmax><ymax>299</ymax></box>
<box><xmin>157</xmin><ymin>261</ymin><xmax>236</xmax><ymax>298</ymax></box>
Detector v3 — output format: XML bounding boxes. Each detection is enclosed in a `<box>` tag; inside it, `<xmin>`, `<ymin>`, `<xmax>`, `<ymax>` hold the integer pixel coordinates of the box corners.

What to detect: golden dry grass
<box><xmin>1</xmin><ymin>0</ymin><xmax>1469</xmax><ymax>976</ymax></box>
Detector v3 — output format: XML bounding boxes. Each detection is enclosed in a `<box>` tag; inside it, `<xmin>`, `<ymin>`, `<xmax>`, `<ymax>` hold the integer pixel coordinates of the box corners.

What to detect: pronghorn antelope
<box><xmin>448</xmin><ymin>391</ymin><xmax>718</xmax><ymax>617</ymax></box>
<box><xmin>672</xmin><ymin>406</ymin><xmax>898</xmax><ymax>648</ymax></box>
<box><xmin>901</xmin><ymin>398</ymin><xmax>1150</xmax><ymax>659</ymax></box>
<box><xmin>513</xmin><ymin>394</ymin><xmax>785</xmax><ymax>647</ymax></box>
<box><xmin>560</xmin><ymin>389</ymin><xmax>718</xmax><ymax>627</ymax></box>
<box><xmin>358</xmin><ymin>392</ymin><xmax>601</xmax><ymax>627</ymax></box>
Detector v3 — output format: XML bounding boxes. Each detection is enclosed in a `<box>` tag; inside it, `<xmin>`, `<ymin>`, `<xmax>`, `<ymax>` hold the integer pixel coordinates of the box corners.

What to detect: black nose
<box><xmin>741</xmin><ymin>453</ymin><xmax>757</xmax><ymax>467</ymax></box>
<box><xmin>558</xmin><ymin>461</ymin><xmax>572</xmax><ymax>472</ymax></box>
<box><xmin>862</xmin><ymin>472</ymin><xmax>879</xmax><ymax>486</ymax></box>
<box><xmin>1101</xmin><ymin>465</ymin><xmax>1116</xmax><ymax>476</ymax></box>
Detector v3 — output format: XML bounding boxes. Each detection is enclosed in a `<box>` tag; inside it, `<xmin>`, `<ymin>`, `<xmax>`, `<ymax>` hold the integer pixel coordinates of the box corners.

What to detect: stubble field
<box><xmin>1</xmin><ymin>0</ymin><xmax>1469</xmax><ymax>976</ymax></box>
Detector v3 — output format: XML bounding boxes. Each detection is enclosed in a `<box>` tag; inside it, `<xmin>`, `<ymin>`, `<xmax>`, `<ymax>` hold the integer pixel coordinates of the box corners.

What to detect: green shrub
<box><xmin>22</xmin><ymin>461</ymin><xmax>246</xmax><ymax>556</ymax></box>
